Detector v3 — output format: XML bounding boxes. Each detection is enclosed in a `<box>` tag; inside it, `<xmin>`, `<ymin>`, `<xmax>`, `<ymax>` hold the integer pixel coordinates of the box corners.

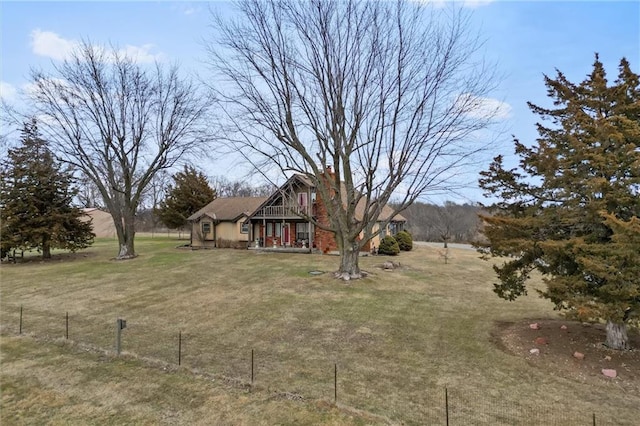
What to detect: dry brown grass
<box><xmin>1</xmin><ymin>237</ymin><xmax>638</xmax><ymax>424</ymax></box>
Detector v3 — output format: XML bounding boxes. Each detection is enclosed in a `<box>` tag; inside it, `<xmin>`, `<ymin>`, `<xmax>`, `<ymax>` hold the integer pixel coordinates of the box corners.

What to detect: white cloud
<box><xmin>0</xmin><ymin>81</ymin><xmax>18</xmax><ymax>102</ymax></box>
<box><xmin>462</xmin><ymin>0</ymin><xmax>495</xmax><ymax>8</ymax></box>
<box><xmin>118</xmin><ymin>44</ymin><xmax>165</xmax><ymax>63</ymax></box>
<box><xmin>30</xmin><ymin>29</ymin><xmax>164</xmax><ymax>64</ymax></box>
<box><xmin>456</xmin><ymin>93</ymin><xmax>512</xmax><ymax>120</ymax></box>
<box><xmin>30</xmin><ymin>29</ymin><xmax>77</xmax><ymax>61</ymax></box>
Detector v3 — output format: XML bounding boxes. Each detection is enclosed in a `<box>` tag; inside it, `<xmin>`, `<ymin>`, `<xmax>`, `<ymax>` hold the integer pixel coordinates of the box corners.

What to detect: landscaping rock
<box><xmin>382</xmin><ymin>261</ymin><xmax>394</xmax><ymax>270</ymax></box>
<box><xmin>534</xmin><ymin>337</ymin><xmax>548</xmax><ymax>345</ymax></box>
<box><xmin>604</xmin><ymin>355</ymin><xmax>612</xmax><ymax>361</ymax></box>
<box><xmin>529</xmin><ymin>348</ymin><xmax>540</xmax><ymax>355</ymax></box>
<box><xmin>573</xmin><ymin>351</ymin><xmax>585</xmax><ymax>360</ymax></box>
<box><xmin>529</xmin><ymin>323</ymin><xmax>540</xmax><ymax>330</ymax></box>
<box><xmin>601</xmin><ymin>369</ymin><xmax>617</xmax><ymax>378</ymax></box>
<box><xmin>560</xmin><ymin>325</ymin><xmax>568</xmax><ymax>330</ymax></box>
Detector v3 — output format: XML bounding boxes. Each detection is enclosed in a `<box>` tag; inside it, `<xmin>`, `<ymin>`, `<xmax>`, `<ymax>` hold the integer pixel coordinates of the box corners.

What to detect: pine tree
<box><xmin>0</xmin><ymin>119</ymin><xmax>94</xmax><ymax>260</ymax></box>
<box><xmin>156</xmin><ymin>165</ymin><xmax>216</xmax><ymax>230</ymax></box>
<box><xmin>479</xmin><ymin>56</ymin><xmax>640</xmax><ymax>350</ymax></box>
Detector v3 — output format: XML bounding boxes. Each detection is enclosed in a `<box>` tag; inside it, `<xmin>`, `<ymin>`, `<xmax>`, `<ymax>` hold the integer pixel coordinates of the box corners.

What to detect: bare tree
<box><xmin>210</xmin><ymin>175</ymin><xmax>275</xmax><ymax>197</ymax></box>
<box><xmin>28</xmin><ymin>42</ymin><xmax>210</xmax><ymax>259</ymax></box>
<box><xmin>76</xmin><ymin>172</ymin><xmax>105</xmax><ymax>209</ymax></box>
<box><xmin>207</xmin><ymin>0</ymin><xmax>498</xmax><ymax>278</ymax></box>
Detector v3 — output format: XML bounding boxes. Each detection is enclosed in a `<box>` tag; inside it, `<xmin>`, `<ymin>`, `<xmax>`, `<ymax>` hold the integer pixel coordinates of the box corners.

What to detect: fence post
<box><xmin>115</xmin><ymin>318</ymin><xmax>126</xmax><ymax>355</ymax></box>
<box><xmin>65</xmin><ymin>312</ymin><xmax>69</xmax><ymax>339</ymax></box>
<box><xmin>334</xmin><ymin>363</ymin><xmax>338</xmax><ymax>404</ymax></box>
<box><xmin>19</xmin><ymin>305</ymin><xmax>23</xmax><ymax>334</ymax></box>
<box><xmin>251</xmin><ymin>349</ymin><xmax>254</xmax><ymax>385</ymax></box>
<box><xmin>178</xmin><ymin>331</ymin><xmax>182</xmax><ymax>366</ymax></box>
<box><xmin>593</xmin><ymin>413</ymin><xmax>596</xmax><ymax>426</ymax></box>
<box><xmin>445</xmin><ymin>387</ymin><xmax>449</xmax><ymax>426</ymax></box>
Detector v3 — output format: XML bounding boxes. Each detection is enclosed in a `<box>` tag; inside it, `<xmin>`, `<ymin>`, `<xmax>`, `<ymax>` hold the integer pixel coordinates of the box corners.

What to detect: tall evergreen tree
<box><xmin>156</xmin><ymin>165</ymin><xmax>216</xmax><ymax>230</ymax></box>
<box><xmin>0</xmin><ymin>119</ymin><xmax>94</xmax><ymax>259</ymax></box>
<box><xmin>479</xmin><ymin>56</ymin><xmax>640</xmax><ymax>350</ymax></box>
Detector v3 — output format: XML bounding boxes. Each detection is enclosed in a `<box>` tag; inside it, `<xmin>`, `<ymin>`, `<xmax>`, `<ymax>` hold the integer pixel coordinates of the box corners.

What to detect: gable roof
<box><xmin>248</xmin><ymin>174</ymin><xmax>314</xmax><ymax>219</ymax></box>
<box><xmin>187</xmin><ymin>197</ymin><xmax>268</xmax><ymax>222</ymax></box>
<box><xmin>246</xmin><ymin>173</ymin><xmax>406</xmax><ymax>223</ymax></box>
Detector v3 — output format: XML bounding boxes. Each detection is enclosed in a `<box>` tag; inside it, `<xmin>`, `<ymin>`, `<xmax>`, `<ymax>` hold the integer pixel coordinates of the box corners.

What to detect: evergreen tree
<box><xmin>0</xmin><ymin>119</ymin><xmax>94</xmax><ymax>259</ymax></box>
<box><xmin>478</xmin><ymin>56</ymin><xmax>640</xmax><ymax>350</ymax></box>
<box><xmin>156</xmin><ymin>165</ymin><xmax>216</xmax><ymax>230</ymax></box>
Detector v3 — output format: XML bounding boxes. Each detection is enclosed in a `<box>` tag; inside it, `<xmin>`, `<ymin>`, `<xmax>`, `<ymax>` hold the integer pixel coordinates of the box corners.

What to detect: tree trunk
<box><xmin>42</xmin><ymin>234</ymin><xmax>51</xmax><ymax>259</ymax></box>
<box><xmin>113</xmin><ymin>210</ymin><xmax>137</xmax><ymax>260</ymax></box>
<box><xmin>605</xmin><ymin>321</ymin><xmax>630</xmax><ymax>350</ymax></box>
<box><xmin>336</xmin><ymin>235</ymin><xmax>361</xmax><ymax>280</ymax></box>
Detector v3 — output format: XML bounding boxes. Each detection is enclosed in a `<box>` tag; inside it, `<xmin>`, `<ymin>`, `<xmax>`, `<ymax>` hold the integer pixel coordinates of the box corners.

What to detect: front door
<box><xmin>283</xmin><ymin>224</ymin><xmax>290</xmax><ymax>246</ymax></box>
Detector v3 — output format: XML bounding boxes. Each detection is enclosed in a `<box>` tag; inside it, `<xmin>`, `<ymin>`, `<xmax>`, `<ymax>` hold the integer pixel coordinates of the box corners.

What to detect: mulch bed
<box><xmin>493</xmin><ymin>319</ymin><xmax>639</xmax><ymax>392</ymax></box>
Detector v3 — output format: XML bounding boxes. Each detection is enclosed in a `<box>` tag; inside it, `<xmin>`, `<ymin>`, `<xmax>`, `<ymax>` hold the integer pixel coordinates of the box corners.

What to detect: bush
<box><xmin>395</xmin><ymin>230</ymin><xmax>413</xmax><ymax>251</ymax></box>
<box><xmin>378</xmin><ymin>235</ymin><xmax>400</xmax><ymax>256</ymax></box>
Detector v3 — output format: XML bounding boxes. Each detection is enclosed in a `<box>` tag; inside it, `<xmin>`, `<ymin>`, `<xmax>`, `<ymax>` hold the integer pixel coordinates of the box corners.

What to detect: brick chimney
<box><xmin>314</xmin><ymin>164</ymin><xmax>339</xmax><ymax>253</ymax></box>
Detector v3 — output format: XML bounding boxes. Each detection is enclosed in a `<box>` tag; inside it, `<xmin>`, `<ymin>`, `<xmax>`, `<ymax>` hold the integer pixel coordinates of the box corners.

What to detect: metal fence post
<box><xmin>334</xmin><ymin>363</ymin><xmax>338</xmax><ymax>404</ymax></box>
<box><xmin>445</xmin><ymin>387</ymin><xmax>449</xmax><ymax>426</ymax></box>
<box><xmin>178</xmin><ymin>331</ymin><xmax>182</xmax><ymax>365</ymax></box>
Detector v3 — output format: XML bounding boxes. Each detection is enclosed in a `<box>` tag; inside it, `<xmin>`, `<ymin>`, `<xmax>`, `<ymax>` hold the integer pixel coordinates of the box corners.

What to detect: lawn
<box><xmin>1</xmin><ymin>238</ymin><xmax>637</xmax><ymax>425</ymax></box>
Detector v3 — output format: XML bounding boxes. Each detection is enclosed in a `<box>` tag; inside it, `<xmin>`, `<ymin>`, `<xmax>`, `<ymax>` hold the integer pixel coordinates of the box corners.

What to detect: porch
<box><xmin>247</xmin><ymin>245</ymin><xmax>314</xmax><ymax>254</ymax></box>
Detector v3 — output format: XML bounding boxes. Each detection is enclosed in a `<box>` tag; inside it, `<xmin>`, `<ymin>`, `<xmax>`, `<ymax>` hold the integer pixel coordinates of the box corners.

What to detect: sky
<box><xmin>1</xmin><ymin>1</ymin><xmax>639</xmax><ymax>204</ymax></box>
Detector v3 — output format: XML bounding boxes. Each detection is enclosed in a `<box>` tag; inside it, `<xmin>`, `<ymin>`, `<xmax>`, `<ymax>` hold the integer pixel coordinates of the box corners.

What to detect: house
<box><xmin>187</xmin><ymin>197</ymin><xmax>267</xmax><ymax>248</ymax></box>
<box><xmin>188</xmin><ymin>170</ymin><xmax>406</xmax><ymax>253</ymax></box>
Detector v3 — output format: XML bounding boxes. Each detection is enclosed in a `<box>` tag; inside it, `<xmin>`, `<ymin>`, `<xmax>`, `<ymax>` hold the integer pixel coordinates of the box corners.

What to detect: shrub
<box><xmin>395</xmin><ymin>230</ymin><xmax>413</xmax><ymax>251</ymax></box>
<box><xmin>378</xmin><ymin>235</ymin><xmax>400</xmax><ymax>256</ymax></box>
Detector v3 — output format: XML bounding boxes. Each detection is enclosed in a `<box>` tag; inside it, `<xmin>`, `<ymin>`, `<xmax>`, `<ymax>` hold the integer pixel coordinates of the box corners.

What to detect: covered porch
<box><xmin>247</xmin><ymin>219</ymin><xmax>315</xmax><ymax>249</ymax></box>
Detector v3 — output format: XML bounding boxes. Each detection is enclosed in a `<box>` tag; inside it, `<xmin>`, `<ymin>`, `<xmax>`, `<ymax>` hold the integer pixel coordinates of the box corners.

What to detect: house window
<box><xmin>241</xmin><ymin>221</ymin><xmax>249</xmax><ymax>234</ymax></box>
<box><xmin>266</xmin><ymin>223</ymin><xmax>273</xmax><ymax>237</ymax></box>
<box><xmin>275</xmin><ymin>222</ymin><xmax>282</xmax><ymax>237</ymax></box>
<box><xmin>379</xmin><ymin>226</ymin><xmax>387</xmax><ymax>238</ymax></box>
<box><xmin>297</xmin><ymin>192</ymin><xmax>308</xmax><ymax>207</ymax></box>
<box><xmin>202</xmin><ymin>222</ymin><xmax>211</xmax><ymax>235</ymax></box>
<box><xmin>296</xmin><ymin>222</ymin><xmax>309</xmax><ymax>241</ymax></box>
<box><xmin>390</xmin><ymin>222</ymin><xmax>404</xmax><ymax>235</ymax></box>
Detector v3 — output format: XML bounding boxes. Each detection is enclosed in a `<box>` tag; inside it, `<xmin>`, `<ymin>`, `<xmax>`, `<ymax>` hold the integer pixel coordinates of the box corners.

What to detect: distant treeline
<box><xmin>393</xmin><ymin>201</ymin><xmax>483</xmax><ymax>244</ymax></box>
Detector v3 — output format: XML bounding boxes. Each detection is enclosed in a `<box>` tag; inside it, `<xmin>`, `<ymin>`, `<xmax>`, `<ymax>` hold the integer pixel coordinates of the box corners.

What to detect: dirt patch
<box><xmin>493</xmin><ymin>319</ymin><xmax>640</xmax><ymax>393</ymax></box>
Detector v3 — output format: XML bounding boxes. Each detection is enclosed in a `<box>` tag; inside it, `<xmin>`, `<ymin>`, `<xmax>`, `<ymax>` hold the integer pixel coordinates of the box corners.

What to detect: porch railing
<box><xmin>253</xmin><ymin>205</ymin><xmax>310</xmax><ymax>218</ymax></box>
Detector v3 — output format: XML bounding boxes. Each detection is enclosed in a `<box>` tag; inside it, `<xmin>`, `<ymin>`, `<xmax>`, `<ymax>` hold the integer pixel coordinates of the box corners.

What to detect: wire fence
<box><xmin>1</xmin><ymin>304</ymin><xmax>626</xmax><ymax>425</ymax></box>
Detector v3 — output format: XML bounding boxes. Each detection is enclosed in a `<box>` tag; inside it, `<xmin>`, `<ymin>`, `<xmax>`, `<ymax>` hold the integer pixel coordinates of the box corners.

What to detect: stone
<box><xmin>573</xmin><ymin>351</ymin><xmax>585</xmax><ymax>360</ymax></box>
<box><xmin>601</xmin><ymin>369</ymin><xmax>617</xmax><ymax>378</ymax></box>
<box><xmin>382</xmin><ymin>261</ymin><xmax>394</xmax><ymax>270</ymax></box>
<box><xmin>604</xmin><ymin>355</ymin><xmax>612</xmax><ymax>361</ymax></box>
<box><xmin>560</xmin><ymin>325</ymin><xmax>568</xmax><ymax>330</ymax></box>
<box><xmin>529</xmin><ymin>348</ymin><xmax>540</xmax><ymax>355</ymax></box>
<box><xmin>534</xmin><ymin>337</ymin><xmax>548</xmax><ymax>345</ymax></box>
<box><xmin>529</xmin><ymin>323</ymin><xmax>540</xmax><ymax>330</ymax></box>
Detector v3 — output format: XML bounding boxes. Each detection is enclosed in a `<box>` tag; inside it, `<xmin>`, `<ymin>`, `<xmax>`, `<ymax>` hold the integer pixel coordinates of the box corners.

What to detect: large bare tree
<box><xmin>207</xmin><ymin>0</ymin><xmax>498</xmax><ymax>278</ymax></box>
<box><xmin>28</xmin><ymin>43</ymin><xmax>210</xmax><ymax>259</ymax></box>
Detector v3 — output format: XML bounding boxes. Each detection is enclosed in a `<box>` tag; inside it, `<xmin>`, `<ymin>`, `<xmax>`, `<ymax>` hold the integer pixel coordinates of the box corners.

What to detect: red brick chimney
<box><xmin>314</xmin><ymin>164</ymin><xmax>338</xmax><ymax>253</ymax></box>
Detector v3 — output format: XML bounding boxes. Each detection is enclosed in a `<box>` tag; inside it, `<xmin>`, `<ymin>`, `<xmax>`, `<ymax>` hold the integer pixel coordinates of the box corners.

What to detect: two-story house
<box><xmin>188</xmin><ymin>171</ymin><xmax>406</xmax><ymax>253</ymax></box>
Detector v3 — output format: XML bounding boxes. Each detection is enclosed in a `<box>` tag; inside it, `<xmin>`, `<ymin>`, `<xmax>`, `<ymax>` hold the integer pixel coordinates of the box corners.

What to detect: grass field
<box><xmin>1</xmin><ymin>238</ymin><xmax>638</xmax><ymax>425</ymax></box>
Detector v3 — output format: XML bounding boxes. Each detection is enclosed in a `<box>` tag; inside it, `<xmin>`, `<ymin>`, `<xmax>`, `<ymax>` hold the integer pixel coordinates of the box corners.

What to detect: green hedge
<box><xmin>378</xmin><ymin>235</ymin><xmax>400</xmax><ymax>256</ymax></box>
<box><xmin>394</xmin><ymin>230</ymin><xmax>413</xmax><ymax>251</ymax></box>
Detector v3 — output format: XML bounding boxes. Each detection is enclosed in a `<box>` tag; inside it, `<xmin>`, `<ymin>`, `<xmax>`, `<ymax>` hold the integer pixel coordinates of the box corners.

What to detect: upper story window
<box><xmin>297</xmin><ymin>192</ymin><xmax>308</xmax><ymax>207</ymax></box>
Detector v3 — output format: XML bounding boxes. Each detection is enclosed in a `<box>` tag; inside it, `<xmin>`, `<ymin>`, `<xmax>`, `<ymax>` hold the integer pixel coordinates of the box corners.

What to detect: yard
<box><xmin>1</xmin><ymin>238</ymin><xmax>638</xmax><ymax>425</ymax></box>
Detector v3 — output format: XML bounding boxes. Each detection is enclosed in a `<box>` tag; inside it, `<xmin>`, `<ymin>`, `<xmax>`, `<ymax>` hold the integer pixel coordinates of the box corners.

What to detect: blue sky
<box><xmin>1</xmin><ymin>1</ymin><xmax>639</xmax><ymax>203</ymax></box>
